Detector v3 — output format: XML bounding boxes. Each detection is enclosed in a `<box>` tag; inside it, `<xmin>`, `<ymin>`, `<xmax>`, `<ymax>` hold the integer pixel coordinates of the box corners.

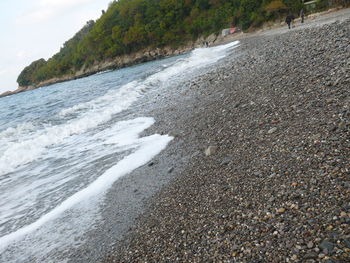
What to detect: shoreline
<box><xmin>47</xmin><ymin>7</ymin><xmax>350</xmax><ymax>263</ymax></box>
<box><xmin>101</xmin><ymin>9</ymin><xmax>350</xmax><ymax>263</ymax></box>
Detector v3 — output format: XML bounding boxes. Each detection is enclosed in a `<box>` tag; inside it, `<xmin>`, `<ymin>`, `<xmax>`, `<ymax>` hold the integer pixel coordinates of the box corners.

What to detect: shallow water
<box><xmin>0</xmin><ymin>41</ymin><xmax>239</xmax><ymax>262</ymax></box>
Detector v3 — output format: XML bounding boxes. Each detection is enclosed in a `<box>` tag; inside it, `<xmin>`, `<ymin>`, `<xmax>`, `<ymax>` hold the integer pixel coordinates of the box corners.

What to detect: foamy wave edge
<box><xmin>0</xmin><ymin>130</ymin><xmax>173</xmax><ymax>251</ymax></box>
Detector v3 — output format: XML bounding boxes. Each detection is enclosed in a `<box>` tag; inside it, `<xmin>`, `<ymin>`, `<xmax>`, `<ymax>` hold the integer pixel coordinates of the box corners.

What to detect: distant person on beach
<box><xmin>285</xmin><ymin>13</ymin><xmax>295</xmax><ymax>29</ymax></box>
<box><xmin>300</xmin><ymin>8</ymin><xmax>305</xmax><ymax>23</ymax></box>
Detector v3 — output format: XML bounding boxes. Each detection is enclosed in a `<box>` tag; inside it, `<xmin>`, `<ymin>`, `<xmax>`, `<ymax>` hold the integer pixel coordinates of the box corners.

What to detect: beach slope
<box><xmin>103</xmin><ymin>10</ymin><xmax>350</xmax><ymax>263</ymax></box>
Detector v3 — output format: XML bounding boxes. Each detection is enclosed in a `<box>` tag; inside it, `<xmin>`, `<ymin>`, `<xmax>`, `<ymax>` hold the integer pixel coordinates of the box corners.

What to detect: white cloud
<box><xmin>0</xmin><ymin>69</ymin><xmax>8</xmax><ymax>76</ymax></box>
<box><xmin>18</xmin><ymin>9</ymin><xmax>53</xmax><ymax>24</ymax></box>
<box><xmin>0</xmin><ymin>66</ymin><xmax>24</xmax><ymax>92</ymax></box>
<box><xmin>17</xmin><ymin>0</ymin><xmax>96</xmax><ymax>24</ymax></box>
<box><xmin>40</xmin><ymin>0</ymin><xmax>95</xmax><ymax>9</ymax></box>
<box><xmin>16</xmin><ymin>50</ymin><xmax>32</xmax><ymax>59</ymax></box>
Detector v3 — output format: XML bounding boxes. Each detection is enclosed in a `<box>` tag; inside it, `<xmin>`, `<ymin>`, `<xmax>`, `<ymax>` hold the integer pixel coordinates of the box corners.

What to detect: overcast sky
<box><xmin>0</xmin><ymin>0</ymin><xmax>112</xmax><ymax>93</ymax></box>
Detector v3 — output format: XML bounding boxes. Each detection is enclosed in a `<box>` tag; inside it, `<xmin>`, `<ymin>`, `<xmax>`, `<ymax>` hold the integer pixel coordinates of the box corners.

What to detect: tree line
<box><xmin>17</xmin><ymin>0</ymin><xmax>312</xmax><ymax>87</ymax></box>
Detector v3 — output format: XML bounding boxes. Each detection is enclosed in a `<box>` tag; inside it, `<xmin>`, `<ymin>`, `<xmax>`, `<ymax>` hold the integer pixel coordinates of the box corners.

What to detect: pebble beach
<box><xmin>99</xmin><ymin>8</ymin><xmax>350</xmax><ymax>263</ymax></box>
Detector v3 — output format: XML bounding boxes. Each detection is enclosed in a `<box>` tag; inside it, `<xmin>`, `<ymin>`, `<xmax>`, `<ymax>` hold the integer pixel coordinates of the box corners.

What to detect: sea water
<box><xmin>0</xmin><ymin>41</ymin><xmax>239</xmax><ymax>262</ymax></box>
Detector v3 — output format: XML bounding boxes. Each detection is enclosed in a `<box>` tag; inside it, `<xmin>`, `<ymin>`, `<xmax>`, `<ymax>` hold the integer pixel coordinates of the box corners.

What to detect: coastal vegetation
<box><xmin>17</xmin><ymin>0</ymin><xmax>342</xmax><ymax>87</ymax></box>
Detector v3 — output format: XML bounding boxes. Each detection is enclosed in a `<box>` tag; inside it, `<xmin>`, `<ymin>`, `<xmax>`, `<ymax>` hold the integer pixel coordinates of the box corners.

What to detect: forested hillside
<box><xmin>17</xmin><ymin>0</ymin><xmax>304</xmax><ymax>87</ymax></box>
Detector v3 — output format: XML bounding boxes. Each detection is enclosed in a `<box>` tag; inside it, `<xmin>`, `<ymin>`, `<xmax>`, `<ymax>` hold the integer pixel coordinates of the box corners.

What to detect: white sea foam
<box><xmin>0</xmin><ymin>118</ymin><xmax>157</xmax><ymax>233</ymax></box>
<box><xmin>0</xmin><ymin>122</ymin><xmax>36</xmax><ymax>138</ymax></box>
<box><xmin>0</xmin><ymin>117</ymin><xmax>172</xmax><ymax>251</ymax></box>
<box><xmin>0</xmin><ymin>82</ymin><xmax>142</xmax><ymax>175</ymax></box>
<box><xmin>58</xmin><ymin>81</ymin><xmax>140</xmax><ymax>117</ymax></box>
<box><xmin>0</xmin><ymin>122</ymin><xmax>37</xmax><ymax>160</ymax></box>
<box><xmin>145</xmin><ymin>41</ymin><xmax>240</xmax><ymax>85</ymax></box>
<box><xmin>59</xmin><ymin>41</ymin><xmax>239</xmax><ymax>118</ymax></box>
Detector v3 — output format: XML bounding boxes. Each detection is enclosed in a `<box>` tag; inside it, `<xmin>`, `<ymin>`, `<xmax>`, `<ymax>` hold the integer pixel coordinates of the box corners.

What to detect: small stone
<box><xmin>169</xmin><ymin>131</ymin><xmax>179</xmax><ymax>137</ymax></box>
<box><xmin>343</xmin><ymin>238</ymin><xmax>350</xmax><ymax>248</ymax></box>
<box><xmin>290</xmin><ymin>204</ymin><xmax>299</xmax><ymax>209</ymax></box>
<box><xmin>266</xmin><ymin>212</ymin><xmax>273</xmax><ymax>218</ymax></box>
<box><xmin>244</xmin><ymin>248</ymin><xmax>251</xmax><ymax>254</ymax></box>
<box><xmin>167</xmin><ymin>167</ymin><xmax>174</xmax><ymax>173</ymax></box>
<box><xmin>205</xmin><ymin>146</ymin><xmax>218</xmax><ymax>156</ymax></box>
<box><xmin>291</xmin><ymin>254</ymin><xmax>298</xmax><ymax>260</ymax></box>
<box><xmin>326</xmin><ymin>225</ymin><xmax>333</xmax><ymax>231</ymax></box>
<box><xmin>286</xmin><ymin>241</ymin><xmax>294</xmax><ymax>248</ymax></box>
<box><xmin>277</xmin><ymin>208</ymin><xmax>286</xmax><ymax>214</ymax></box>
<box><xmin>340</xmin><ymin>211</ymin><xmax>347</xmax><ymax>218</ymax></box>
<box><xmin>319</xmin><ymin>240</ymin><xmax>335</xmax><ymax>253</ymax></box>
<box><xmin>307</xmin><ymin>241</ymin><xmax>314</xmax><ymax>249</ymax></box>
<box><xmin>304</xmin><ymin>252</ymin><xmax>318</xmax><ymax>259</ymax></box>
<box><xmin>268</xmin><ymin>127</ymin><xmax>278</xmax><ymax>134</ymax></box>
<box><xmin>221</xmin><ymin>157</ymin><xmax>233</xmax><ymax>165</ymax></box>
<box><xmin>329</xmin><ymin>126</ymin><xmax>338</xmax><ymax>132</ymax></box>
<box><xmin>318</xmin><ymin>253</ymin><xmax>326</xmax><ymax>259</ymax></box>
<box><xmin>333</xmin><ymin>78</ymin><xmax>341</xmax><ymax>86</ymax></box>
<box><xmin>339</xmin><ymin>121</ymin><xmax>346</xmax><ymax>129</ymax></box>
<box><xmin>232</xmin><ymin>245</ymin><xmax>239</xmax><ymax>250</ymax></box>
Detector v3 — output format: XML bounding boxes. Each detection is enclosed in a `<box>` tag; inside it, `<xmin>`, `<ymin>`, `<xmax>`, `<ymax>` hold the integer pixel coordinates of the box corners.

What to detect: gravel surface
<box><xmin>102</xmin><ymin>10</ymin><xmax>350</xmax><ymax>263</ymax></box>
